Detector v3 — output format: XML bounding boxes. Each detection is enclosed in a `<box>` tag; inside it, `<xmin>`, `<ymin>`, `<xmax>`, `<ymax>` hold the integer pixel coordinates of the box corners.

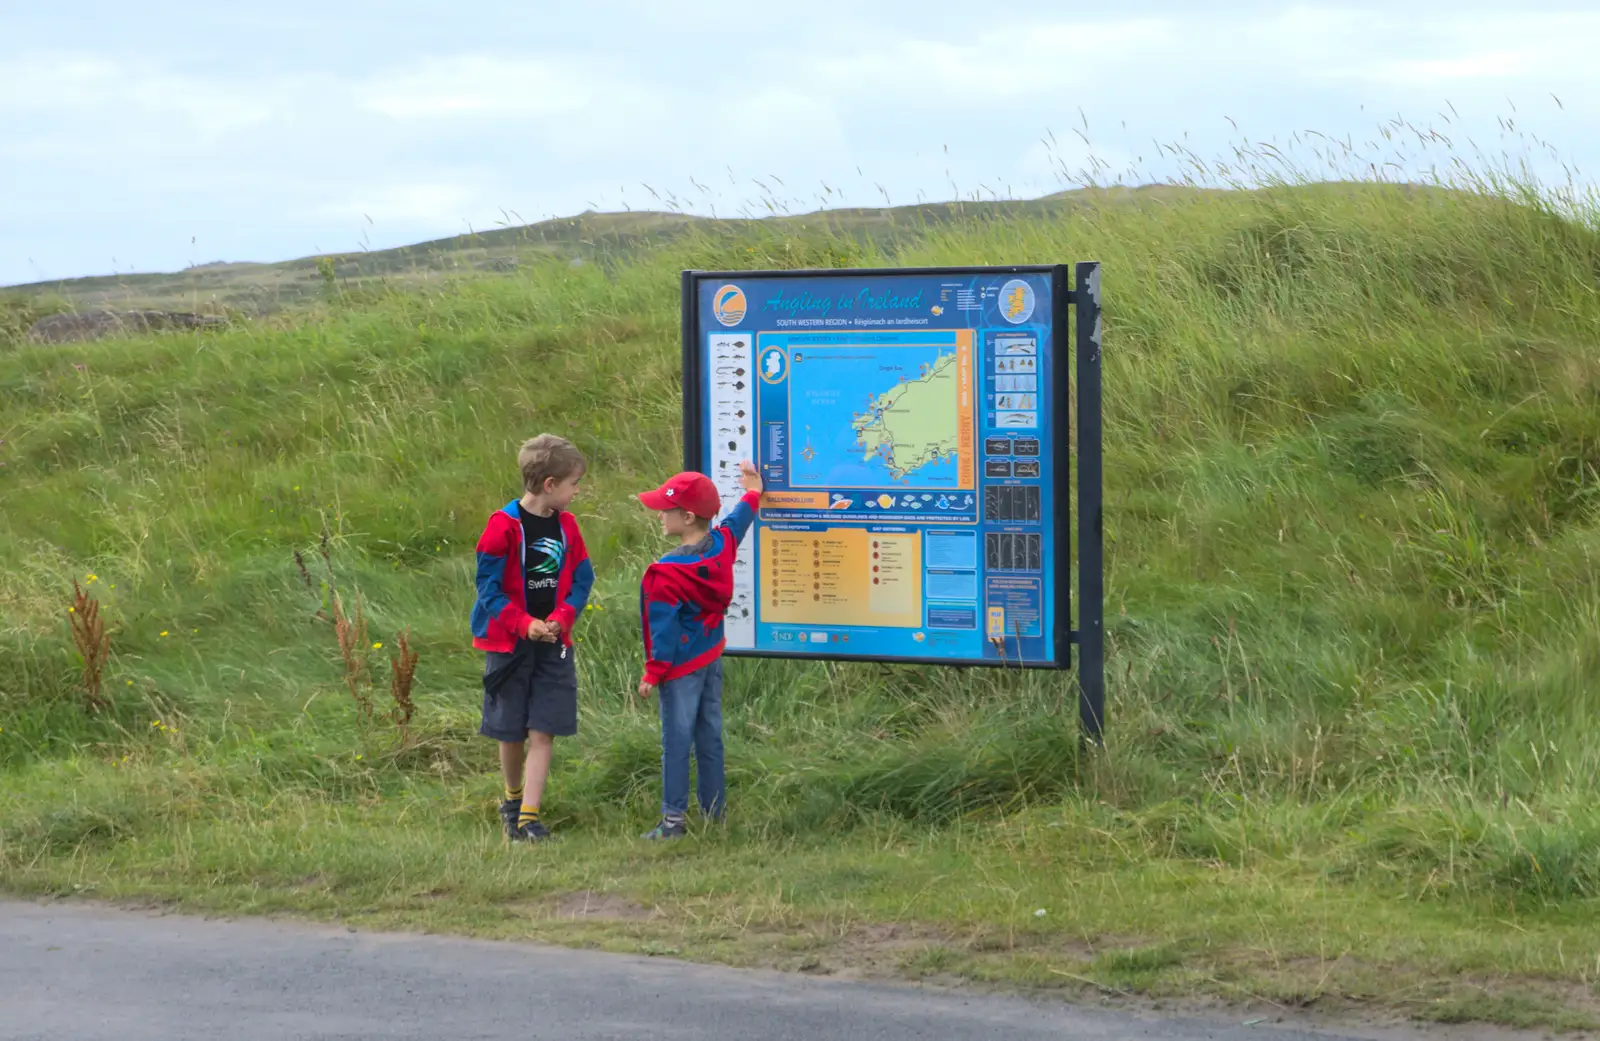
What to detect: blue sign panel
<box><xmin>684</xmin><ymin>266</ymin><xmax>1070</xmax><ymax>669</ymax></box>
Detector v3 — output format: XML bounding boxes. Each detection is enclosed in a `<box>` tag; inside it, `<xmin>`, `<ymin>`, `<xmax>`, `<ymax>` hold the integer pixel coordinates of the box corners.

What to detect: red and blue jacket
<box><xmin>640</xmin><ymin>490</ymin><xmax>760</xmax><ymax>685</ymax></box>
<box><xmin>472</xmin><ymin>501</ymin><xmax>594</xmax><ymax>652</ymax></box>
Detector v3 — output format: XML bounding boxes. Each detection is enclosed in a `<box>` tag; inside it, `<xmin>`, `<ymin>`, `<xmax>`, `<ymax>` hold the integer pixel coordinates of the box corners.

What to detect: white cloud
<box><xmin>6</xmin><ymin>1</ymin><xmax>1600</xmax><ymax>284</ymax></box>
<box><xmin>0</xmin><ymin>53</ymin><xmax>283</xmax><ymax>134</ymax></box>
<box><xmin>1314</xmin><ymin>11</ymin><xmax>1600</xmax><ymax>88</ymax></box>
<box><xmin>713</xmin><ymin>89</ymin><xmax>848</xmax><ymax>150</ymax></box>
<box><xmin>356</xmin><ymin>56</ymin><xmax>589</xmax><ymax>119</ymax></box>
<box><xmin>315</xmin><ymin>181</ymin><xmax>478</xmax><ymax>224</ymax></box>
<box><xmin>813</xmin><ymin>19</ymin><xmax>1172</xmax><ymax>100</ymax></box>
<box><xmin>1376</xmin><ymin>52</ymin><xmax>1533</xmax><ymax>84</ymax></box>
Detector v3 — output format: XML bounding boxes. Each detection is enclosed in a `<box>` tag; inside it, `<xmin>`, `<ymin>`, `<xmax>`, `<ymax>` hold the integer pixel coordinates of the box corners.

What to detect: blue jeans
<box><xmin>658</xmin><ymin>659</ymin><xmax>725</xmax><ymax>818</ymax></box>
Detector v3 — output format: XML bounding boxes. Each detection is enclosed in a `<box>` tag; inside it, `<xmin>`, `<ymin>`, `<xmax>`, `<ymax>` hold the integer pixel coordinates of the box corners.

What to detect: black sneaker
<box><xmin>512</xmin><ymin>818</ymin><xmax>552</xmax><ymax>843</ymax></box>
<box><xmin>498</xmin><ymin>800</ymin><xmax>520</xmax><ymax>838</ymax></box>
<box><xmin>642</xmin><ymin>818</ymin><xmax>687</xmax><ymax>841</ymax></box>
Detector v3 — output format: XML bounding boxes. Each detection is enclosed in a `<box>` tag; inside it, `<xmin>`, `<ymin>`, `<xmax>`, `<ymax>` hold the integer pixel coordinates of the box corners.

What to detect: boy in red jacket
<box><xmin>472</xmin><ymin>434</ymin><xmax>594</xmax><ymax>842</ymax></box>
<box><xmin>635</xmin><ymin>460</ymin><xmax>762</xmax><ymax>839</ymax></box>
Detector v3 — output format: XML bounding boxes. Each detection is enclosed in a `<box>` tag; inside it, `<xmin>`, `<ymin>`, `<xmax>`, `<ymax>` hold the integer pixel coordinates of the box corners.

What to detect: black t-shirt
<box><xmin>518</xmin><ymin>506</ymin><xmax>564</xmax><ymax>620</ymax></box>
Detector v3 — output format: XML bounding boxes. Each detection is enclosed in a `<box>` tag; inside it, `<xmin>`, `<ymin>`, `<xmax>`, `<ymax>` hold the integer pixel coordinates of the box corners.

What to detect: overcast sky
<box><xmin>2</xmin><ymin>1</ymin><xmax>1597</xmax><ymax>286</ymax></box>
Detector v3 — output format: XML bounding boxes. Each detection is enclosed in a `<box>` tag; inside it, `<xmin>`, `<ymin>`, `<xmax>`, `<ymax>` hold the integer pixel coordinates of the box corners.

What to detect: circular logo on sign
<box><xmin>998</xmin><ymin>279</ymin><xmax>1036</xmax><ymax>324</ymax></box>
<box><xmin>712</xmin><ymin>284</ymin><xmax>747</xmax><ymax>327</ymax></box>
<box><xmin>758</xmin><ymin>344</ymin><xmax>789</xmax><ymax>383</ymax></box>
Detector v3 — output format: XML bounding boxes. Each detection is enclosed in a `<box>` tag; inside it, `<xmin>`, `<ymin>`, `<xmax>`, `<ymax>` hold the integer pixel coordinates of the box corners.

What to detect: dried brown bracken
<box><xmin>388</xmin><ymin>628</ymin><xmax>419</xmax><ymax>737</ymax></box>
<box><xmin>332</xmin><ymin>590</ymin><xmax>373</xmax><ymax>719</ymax></box>
<box><xmin>69</xmin><ymin>580</ymin><xmax>111</xmax><ymax>712</ymax></box>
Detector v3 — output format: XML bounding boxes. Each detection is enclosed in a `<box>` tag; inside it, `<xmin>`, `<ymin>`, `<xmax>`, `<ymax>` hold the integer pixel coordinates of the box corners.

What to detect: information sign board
<box><xmin>683</xmin><ymin>266</ymin><xmax>1083</xmax><ymax>669</ymax></box>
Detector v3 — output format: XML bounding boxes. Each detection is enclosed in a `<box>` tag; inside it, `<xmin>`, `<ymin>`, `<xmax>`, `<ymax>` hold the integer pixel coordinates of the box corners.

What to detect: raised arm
<box><xmin>720</xmin><ymin>460</ymin><xmax>764</xmax><ymax>546</ymax></box>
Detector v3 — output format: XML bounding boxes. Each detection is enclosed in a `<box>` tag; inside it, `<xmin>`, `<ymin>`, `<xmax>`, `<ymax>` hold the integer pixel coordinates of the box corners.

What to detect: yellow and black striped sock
<box><xmin>505</xmin><ymin>785</ymin><xmax>524</xmax><ymax>804</ymax></box>
<box><xmin>518</xmin><ymin>804</ymin><xmax>540</xmax><ymax>826</ymax></box>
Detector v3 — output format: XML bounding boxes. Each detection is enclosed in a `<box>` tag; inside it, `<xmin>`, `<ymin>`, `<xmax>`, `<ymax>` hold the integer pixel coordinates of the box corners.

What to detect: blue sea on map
<box><xmin>787</xmin><ymin>346</ymin><xmax>962</xmax><ymax>489</ymax></box>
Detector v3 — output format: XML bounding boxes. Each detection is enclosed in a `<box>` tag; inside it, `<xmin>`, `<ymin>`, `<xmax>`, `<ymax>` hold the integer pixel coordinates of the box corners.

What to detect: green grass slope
<box><xmin>3</xmin><ymin>181</ymin><xmax>1600</xmax><ymax>1028</ymax></box>
<box><xmin>1</xmin><ymin>191</ymin><xmax>1116</xmax><ymax>315</ymax></box>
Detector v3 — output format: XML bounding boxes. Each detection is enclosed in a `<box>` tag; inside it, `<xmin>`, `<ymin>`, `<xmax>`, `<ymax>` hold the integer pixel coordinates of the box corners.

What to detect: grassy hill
<box><xmin>3</xmin><ymin>179</ymin><xmax>1600</xmax><ymax>1029</ymax></box>
<box><xmin>0</xmin><ymin>190</ymin><xmax>1137</xmax><ymax>317</ymax></box>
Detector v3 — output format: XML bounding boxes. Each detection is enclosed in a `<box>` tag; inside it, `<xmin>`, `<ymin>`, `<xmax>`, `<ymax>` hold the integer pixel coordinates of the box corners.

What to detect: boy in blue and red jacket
<box><xmin>472</xmin><ymin>434</ymin><xmax>594</xmax><ymax>843</ymax></box>
<box><xmin>634</xmin><ymin>461</ymin><xmax>762</xmax><ymax>840</ymax></box>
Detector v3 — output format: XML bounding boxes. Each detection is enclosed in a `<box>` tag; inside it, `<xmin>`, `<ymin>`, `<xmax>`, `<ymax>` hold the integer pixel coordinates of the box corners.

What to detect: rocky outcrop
<box><xmin>26</xmin><ymin>310</ymin><xmax>228</xmax><ymax>345</ymax></box>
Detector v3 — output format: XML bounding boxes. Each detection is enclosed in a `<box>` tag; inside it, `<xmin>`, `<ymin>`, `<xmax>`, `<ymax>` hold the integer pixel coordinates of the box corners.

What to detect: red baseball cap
<box><xmin>638</xmin><ymin>471</ymin><xmax>721</xmax><ymax>519</ymax></box>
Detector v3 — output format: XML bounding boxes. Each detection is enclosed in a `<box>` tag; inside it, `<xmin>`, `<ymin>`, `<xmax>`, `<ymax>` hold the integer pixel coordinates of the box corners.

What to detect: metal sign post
<box><xmin>1074</xmin><ymin>262</ymin><xmax>1105</xmax><ymax>744</ymax></box>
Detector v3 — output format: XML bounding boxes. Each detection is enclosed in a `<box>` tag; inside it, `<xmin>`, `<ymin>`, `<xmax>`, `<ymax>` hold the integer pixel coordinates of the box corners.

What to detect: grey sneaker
<box><xmin>642</xmin><ymin>818</ymin><xmax>687</xmax><ymax>840</ymax></box>
<box><xmin>512</xmin><ymin>818</ymin><xmax>552</xmax><ymax>843</ymax></box>
<box><xmin>498</xmin><ymin>800</ymin><xmax>520</xmax><ymax>838</ymax></box>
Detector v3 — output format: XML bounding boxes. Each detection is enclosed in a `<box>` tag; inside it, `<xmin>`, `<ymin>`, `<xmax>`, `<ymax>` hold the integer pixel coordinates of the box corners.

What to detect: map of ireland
<box><xmin>783</xmin><ymin>335</ymin><xmax>974</xmax><ymax>490</ymax></box>
<box><xmin>852</xmin><ymin>351</ymin><xmax>961</xmax><ymax>480</ymax></box>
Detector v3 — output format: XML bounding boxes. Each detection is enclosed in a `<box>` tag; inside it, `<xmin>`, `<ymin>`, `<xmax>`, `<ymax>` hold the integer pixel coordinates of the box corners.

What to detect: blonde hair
<box><xmin>517</xmin><ymin>434</ymin><xmax>586</xmax><ymax>494</ymax></box>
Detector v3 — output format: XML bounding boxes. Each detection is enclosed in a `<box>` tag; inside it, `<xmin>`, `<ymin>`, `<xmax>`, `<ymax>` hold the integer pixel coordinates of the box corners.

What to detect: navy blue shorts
<box><xmin>479</xmin><ymin>639</ymin><xmax>578</xmax><ymax>741</ymax></box>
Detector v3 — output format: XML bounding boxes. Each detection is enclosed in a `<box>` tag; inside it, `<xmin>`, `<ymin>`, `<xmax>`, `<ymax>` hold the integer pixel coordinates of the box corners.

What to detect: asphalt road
<box><xmin>0</xmin><ymin>900</ymin><xmax>1403</xmax><ymax>1041</ymax></box>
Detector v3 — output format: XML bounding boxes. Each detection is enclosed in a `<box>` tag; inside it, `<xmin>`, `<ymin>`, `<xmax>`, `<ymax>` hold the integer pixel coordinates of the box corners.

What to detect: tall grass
<box><xmin>0</xmin><ymin>292</ymin><xmax>69</xmax><ymax>349</ymax></box>
<box><xmin>5</xmin><ymin>137</ymin><xmax>1600</xmax><ymax>941</ymax></box>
